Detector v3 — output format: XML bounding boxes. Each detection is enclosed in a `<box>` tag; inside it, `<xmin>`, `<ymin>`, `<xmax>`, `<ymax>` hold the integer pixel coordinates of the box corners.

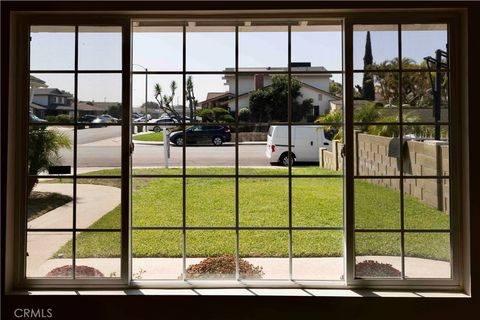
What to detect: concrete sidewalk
<box><xmin>32</xmin><ymin>256</ymin><xmax>450</xmax><ymax>279</ymax></box>
<box><xmin>27</xmin><ymin>183</ymin><xmax>121</xmax><ymax>277</ymax></box>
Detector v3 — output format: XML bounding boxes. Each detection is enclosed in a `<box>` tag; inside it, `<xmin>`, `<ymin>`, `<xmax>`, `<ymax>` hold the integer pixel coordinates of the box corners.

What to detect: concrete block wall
<box><xmin>231</xmin><ymin>132</ymin><xmax>268</xmax><ymax>142</ymax></box>
<box><xmin>319</xmin><ymin>132</ymin><xmax>449</xmax><ymax>212</ymax></box>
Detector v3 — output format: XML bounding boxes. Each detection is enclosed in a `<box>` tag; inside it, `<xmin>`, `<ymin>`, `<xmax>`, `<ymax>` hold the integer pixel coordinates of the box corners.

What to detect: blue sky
<box><xmin>30</xmin><ymin>25</ymin><xmax>447</xmax><ymax>108</ymax></box>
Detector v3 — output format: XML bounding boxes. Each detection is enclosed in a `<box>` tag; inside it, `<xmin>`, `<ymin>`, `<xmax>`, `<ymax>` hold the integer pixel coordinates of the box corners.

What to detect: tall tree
<box><xmin>248</xmin><ymin>75</ymin><xmax>313</xmax><ymax>122</ymax></box>
<box><xmin>153</xmin><ymin>80</ymin><xmax>181</xmax><ymax>120</ymax></box>
<box><xmin>186</xmin><ymin>76</ymin><xmax>196</xmax><ymax>121</ymax></box>
<box><xmin>362</xmin><ymin>31</ymin><xmax>375</xmax><ymax>100</ymax></box>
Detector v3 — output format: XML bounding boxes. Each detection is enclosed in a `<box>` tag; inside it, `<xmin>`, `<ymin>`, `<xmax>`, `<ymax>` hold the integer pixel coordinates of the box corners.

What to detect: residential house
<box><xmin>209</xmin><ymin>62</ymin><xmax>340</xmax><ymax>120</ymax></box>
<box><xmin>29</xmin><ymin>75</ymin><xmax>118</xmax><ymax>118</ymax></box>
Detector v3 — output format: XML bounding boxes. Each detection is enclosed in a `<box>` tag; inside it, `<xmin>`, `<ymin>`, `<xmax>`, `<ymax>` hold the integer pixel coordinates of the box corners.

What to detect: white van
<box><xmin>265</xmin><ymin>125</ymin><xmax>333</xmax><ymax>166</ymax></box>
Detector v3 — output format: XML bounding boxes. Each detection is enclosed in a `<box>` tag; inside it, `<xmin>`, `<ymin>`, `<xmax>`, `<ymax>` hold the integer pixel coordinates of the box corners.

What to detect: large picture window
<box><xmin>21</xmin><ymin>17</ymin><xmax>458</xmax><ymax>288</ymax></box>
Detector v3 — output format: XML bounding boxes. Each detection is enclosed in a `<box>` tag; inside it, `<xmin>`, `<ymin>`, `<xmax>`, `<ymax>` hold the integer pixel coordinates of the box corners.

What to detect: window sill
<box><xmin>12</xmin><ymin>289</ymin><xmax>469</xmax><ymax>298</ymax></box>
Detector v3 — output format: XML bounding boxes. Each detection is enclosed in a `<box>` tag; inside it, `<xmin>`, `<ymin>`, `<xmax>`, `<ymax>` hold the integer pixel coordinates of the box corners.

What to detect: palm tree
<box><xmin>28</xmin><ymin>127</ymin><xmax>72</xmax><ymax>195</ymax></box>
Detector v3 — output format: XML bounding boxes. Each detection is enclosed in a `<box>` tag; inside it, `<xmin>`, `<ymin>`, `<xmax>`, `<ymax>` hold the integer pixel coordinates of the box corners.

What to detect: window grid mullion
<box><xmin>287</xmin><ymin>24</ymin><xmax>293</xmax><ymax>281</ymax></box>
<box><xmin>181</xmin><ymin>23</ymin><xmax>187</xmax><ymax>281</ymax></box>
<box><xmin>72</xmin><ymin>24</ymin><xmax>79</xmax><ymax>280</ymax></box>
<box><xmin>398</xmin><ymin>23</ymin><xmax>406</xmax><ymax>280</ymax></box>
<box><xmin>234</xmin><ymin>25</ymin><xmax>240</xmax><ymax>281</ymax></box>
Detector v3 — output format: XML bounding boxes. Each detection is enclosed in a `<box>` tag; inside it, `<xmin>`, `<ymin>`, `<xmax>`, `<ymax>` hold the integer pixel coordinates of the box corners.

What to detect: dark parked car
<box><xmin>78</xmin><ymin>115</ymin><xmax>97</xmax><ymax>123</ymax></box>
<box><xmin>169</xmin><ymin>125</ymin><xmax>231</xmax><ymax>146</ymax></box>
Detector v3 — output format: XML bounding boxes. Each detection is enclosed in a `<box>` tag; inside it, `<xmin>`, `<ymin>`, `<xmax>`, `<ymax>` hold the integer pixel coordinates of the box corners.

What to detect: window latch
<box><xmin>130</xmin><ymin>142</ymin><xmax>135</xmax><ymax>156</ymax></box>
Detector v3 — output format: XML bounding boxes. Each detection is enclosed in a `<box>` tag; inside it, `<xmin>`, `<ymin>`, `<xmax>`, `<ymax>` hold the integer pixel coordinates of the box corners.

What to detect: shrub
<box><xmin>46</xmin><ymin>265</ymin><xmax>104</xmax><ymax>277</ymax></box>
<box><xmin>45</xmin><ymin>114</ymin><xmax>74</xmax><ymax>123</ymax></box>
<box><xmin>316</xmin><ymin>109</ymin><xmax>343</xmax><ymax>141</ymax></box>
<box><xmin>184</xmin><ymin>255</ymin><xmax>264</xmax><ymax>279</ymax></box>
<box><xmin>354</xmin><ymin>102</ymin><xmax>382</xmax><ymax>124</ymax></box>
<box><xmin>238</xmin><ymin>107</ymin><xmax>251</xmax><ymax>122</ymax></box>
<box><xmin>355</xmin><ymin>260</ymin><xmax>401</xmax><ymax>277</ymax></box>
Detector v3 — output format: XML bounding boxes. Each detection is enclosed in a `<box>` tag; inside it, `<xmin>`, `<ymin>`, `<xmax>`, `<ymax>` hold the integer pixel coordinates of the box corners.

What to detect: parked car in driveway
<box><xmin>147</xmin><ymin>117</ymin><xmax>179</xmax><ymax>132</ymax></box>
<box><xmin>266</xmin><ymin>125</ymin><xmax>332</xmax><ymax>166</ymax></box>
<box><xmin>169</xmin><ymin>125</ymin><xmax>231</xmax><ymax>146</ymax></box>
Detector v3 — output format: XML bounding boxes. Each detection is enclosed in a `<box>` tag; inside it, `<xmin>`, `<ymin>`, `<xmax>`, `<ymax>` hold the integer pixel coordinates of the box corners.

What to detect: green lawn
<box><xmin>133</xmin><ymin>132</ymin><xmax>164</xmax><ymax>142</ymax></box>
<box><xmin>56</xmin><ymin>167</ymin><xmax>450</xmax><ymax>261</ymax></box>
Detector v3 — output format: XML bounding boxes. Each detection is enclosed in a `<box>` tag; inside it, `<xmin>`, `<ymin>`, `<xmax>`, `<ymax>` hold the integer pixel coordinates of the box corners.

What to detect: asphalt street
<box><xmin>58</xmin><ymin>126</ymin><xmax>271</xmax><ymax>168</ymax></box>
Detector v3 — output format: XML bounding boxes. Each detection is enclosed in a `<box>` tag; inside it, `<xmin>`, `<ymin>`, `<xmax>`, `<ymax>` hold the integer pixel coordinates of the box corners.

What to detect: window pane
<box><xmin>185</xmin><ymin>125</ymin><xmax>235</xmax><ymax>175</ymax></box>
<box><xmin>185</xmin><ymin>230</ymin><xmax>236</xmax><ymax>279</ymax></box>
<box><xmin>28</xmin><ymin>178</ymin><xmax>73</xmax><ymax>230</ymax></box>
<box><xmin>30</xmin><ymin>73</ymin><xmax>75</xmax><ymax>124</ymax></box>
<box><xmin>75</xmin><ymin>231</ymin><xmax>121</xmax><ymax>278</ymax></box>
<box><xmin>401</xmin><ymin>72</ymin><xmax>449</xmax><ymax>123</ymax></box>
<box><xmin>27</xmin><ymin>231</ymin><xmax>72</xmax><ymax>278</ymax></box>
<box><xmin>292</xmin><ymin>74</ymin><xmax>342</xmax><ymax>124</ymax></box>
<box><xmin>355</xmin><ymin>179</ymin><xmax>400</xmax><ymax>229</ymax></box>
<box><xmin>131</xmin><ymin>139</ymin><xmax>183</xmax><ymax>174</ymax></box>
<box><xmin>28</xmin><ymin>125</ymin><xmax>74</xmax><ymax>176</ymax></box>
<box><xmin>404</xmin><ymin>232</ymin><xmax>451</xmax><ymax>278</ymax></box>
<box><xmin>239</xmin><ymin>230</ymin><xmax>289</xmax><ymax>279</ymax></box>
<box><xmin>355</xmin><ymin>232</ymin><xmax>401</xmax><ymax>278</ymax></box>
<box><xmin>186</xmin><ymin>178</ymin><xmax>235</xmax><ymax>226</ymax></box>
<box><xmin>77</xmin><ymin>125</ymin><xmax>121</xmax><ymax>174</ymax></box>
<box><xmin>132</xmin><ymin>230</ymin><xmax>183</xmax><ymax>280</ymax></box>
<box><xmin>290</xmin><ymin>125</ymin><xmax>343</xmax><ymax>175</ymax></box>
<box><xmin>239</xmin><ymin>178</ymin><xmax>288</xmax><ymax>227</ymax></box>
<box><xmin>30</xmin><ymin>26</ymin><xmax>75</xmax><ymax>70</ymax></box>
<box><xmin>403</xmin><ymin>125</ymin><xmax>449</xmax><ymax>176</ymax></box>
<box><xmin>239</xmin><ymin>73</ymin><xmax>290</xmax><ymax>122</ymax></box>
<box><xmin>353</xmin><ymin>72</ymin><xmax>399</xmax><ymax>119</ymax></box>
<box><xmin>401</xmin><ymin>24</ymin><xmax>448</xmax><ymax>70</ymax></box>
<box><xmin>78</xmin><ymin>26</ymin><xmax>122</xmax><ymax>70</ymax></box>
<box><xmin>190</xmin><ymin>74</ymin><xmax>235</xmax><ymax>124</ymax></box>
<box><xmin>76</xmin><ymin>178</ymin><xmax>121</xmax><ymax>229</ymax></box>
<box><xmin>292</xmin><ymin>230</ymin><xmax>343</xmax><ymax>280</ymax></box>
<box><xmin>292</xmin><ymin>178</ymin><xmax>343</xmax><ymax>227</ymax></box>
<box><xmin>132</xmin><ymin>25</ymin><xmax>183</xmax><ymax>71</ymax></box>
<box><xmin>354</xmin><ymin>25</ymin><xmax>398</xmax><ymax>70</ymax></box>
<box><xmin>354</xmin><ymin>125</ymin><xmax>401</xmax><ymax>177</ymax></box>
<box><xmin>291</xmin><ymin>23</ymin><xmax>342</xmax><ymax>71</ymax></box>
<box><xmin>238</xmin><ymin>124</ymin><xmax>286</xmax><ymax>175</ymax></box>
<box><xmin>132</xmin><ymin>178</ymin><xmax>183</xmax><ymax>227</ymax></box>
<box><xmin>132</xmin><ymin>74</ymin><xmax>183</xmax><ymax>124</ymax></box>
<box><xmin>239</xmin><ymin>24</ymin><xmax>288</xmax><ymax>68</ymax></box>
<box><xmin>131</xmin><ymin>73</ymin><xmax>184</xmax><ymax>172</ymax></box>
<box><xmin>186</xmin><ymin>25</ymin><xmax>235</xmax><ymax>71</ymax></box>
<box><xmin>77</xmin><ymin>73</ymin><xmax>122</xmax><ymax>118</ymax></box>
<box><xmin>404</xmin><ymin>178</ymin><xmax>450</xmax><ymax>229</ymax></box>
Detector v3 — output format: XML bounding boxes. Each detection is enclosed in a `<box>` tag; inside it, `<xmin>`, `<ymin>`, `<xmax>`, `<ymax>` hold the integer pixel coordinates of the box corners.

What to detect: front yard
<box><xmin>133</xmin><ymin>132</ymin><xmax>164</xmax><ymax>142</ymax></box>
<box><xmin>55</xmin><ymin>167</ymin><xmax>450</xmax><ymax>261</ymax></box>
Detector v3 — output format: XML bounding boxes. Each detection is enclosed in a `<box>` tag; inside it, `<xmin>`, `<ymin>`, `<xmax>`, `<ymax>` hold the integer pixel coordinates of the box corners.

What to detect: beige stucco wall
<box><xmin>319</xmin><ymin>132</ymin><xmax>449</xmax><ymax>211</ymax></box>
